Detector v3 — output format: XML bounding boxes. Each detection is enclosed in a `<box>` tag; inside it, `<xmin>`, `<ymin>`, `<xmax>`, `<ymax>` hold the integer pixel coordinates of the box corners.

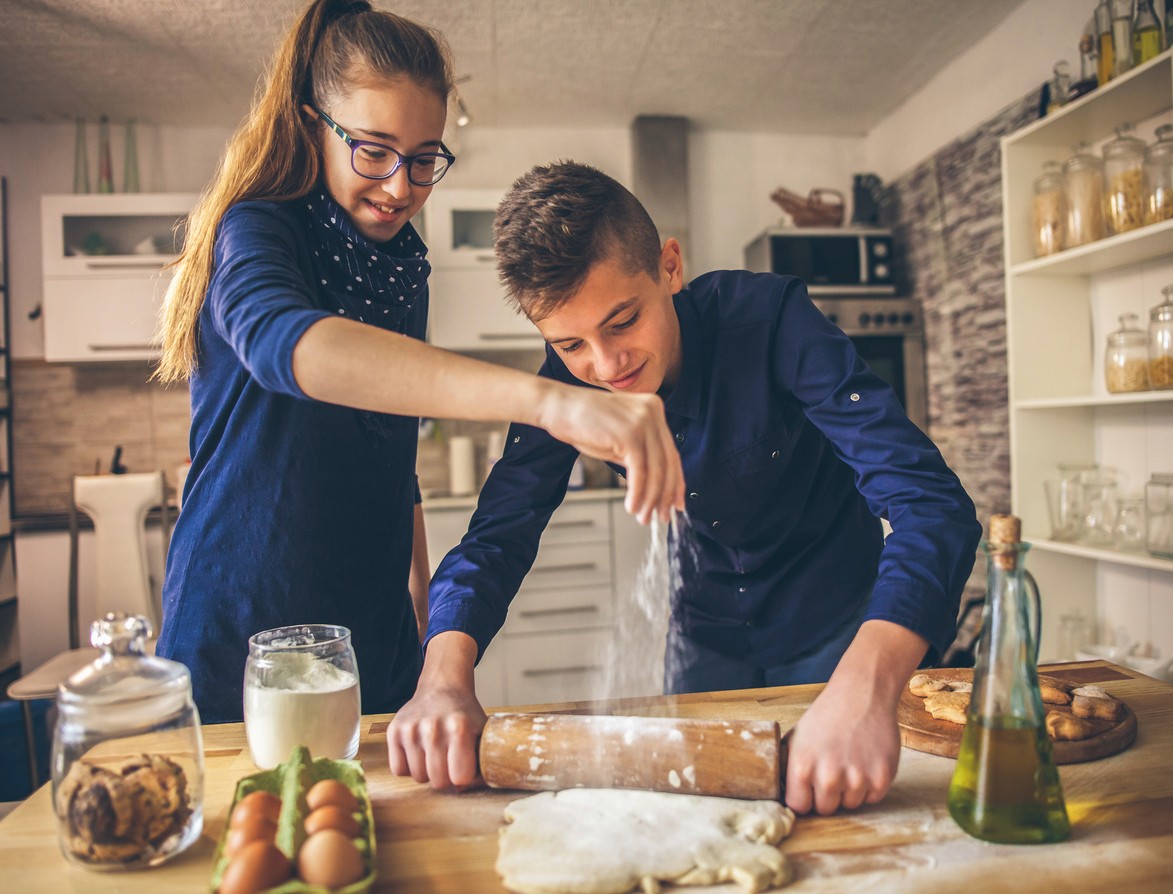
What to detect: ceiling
<box><xmin>2</xmin><ymin>0</ymin><xmax>1030</xmax><ymax>135</ymax></box>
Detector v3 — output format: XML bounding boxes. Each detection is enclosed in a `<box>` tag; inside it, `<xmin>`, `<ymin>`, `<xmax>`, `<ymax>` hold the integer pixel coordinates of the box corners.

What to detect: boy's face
<box><xmin>532</xmin><ymin>239</ymin><xmax>685</xmax><ymax>395</ymax></box>
<box><xmin>312</xmin><ymin>78</ymin><xmax>447</xmax><ymax>244</ymax></box>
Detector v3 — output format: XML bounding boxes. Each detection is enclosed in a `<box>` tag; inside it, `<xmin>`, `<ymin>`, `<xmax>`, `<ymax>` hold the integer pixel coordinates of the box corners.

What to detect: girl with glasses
<box><xmin>154</xmin><ymin>0</ymin><xmax>683</xmax><ymax>724</ymax></box>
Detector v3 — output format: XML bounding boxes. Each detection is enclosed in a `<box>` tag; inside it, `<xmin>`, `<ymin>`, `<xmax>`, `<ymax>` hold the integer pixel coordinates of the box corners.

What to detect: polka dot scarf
<box><xmin>303</xmin><ymin>188</ymin><xmax>430</xmax><ymax>333</ymax></box>
<box><xmin>303</xmin><ymin>189</ymin><xmax>431</xmax><ymax>440</ymax></box>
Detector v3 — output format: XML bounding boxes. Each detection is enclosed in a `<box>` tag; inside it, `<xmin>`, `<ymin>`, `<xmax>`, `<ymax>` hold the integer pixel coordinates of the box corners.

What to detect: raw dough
<box><xmin>496</xmin><ymin>788</ymin><xmax>795</xmax><ymax>894</ymax></box>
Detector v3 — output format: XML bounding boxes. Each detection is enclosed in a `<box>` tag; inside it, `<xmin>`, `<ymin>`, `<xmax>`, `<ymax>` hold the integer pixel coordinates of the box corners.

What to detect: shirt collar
<box><xmin>661</xmin><ymin>288</ymin><xmax>703</xmax><ymax>421</ymax></box>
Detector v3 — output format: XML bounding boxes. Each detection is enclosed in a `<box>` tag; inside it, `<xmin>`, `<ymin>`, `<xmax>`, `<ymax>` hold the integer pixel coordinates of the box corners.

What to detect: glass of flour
<box><xmin>243</xmin><ymin>624</ymin><xmax>361</xmax><ymax>769</ymax></box>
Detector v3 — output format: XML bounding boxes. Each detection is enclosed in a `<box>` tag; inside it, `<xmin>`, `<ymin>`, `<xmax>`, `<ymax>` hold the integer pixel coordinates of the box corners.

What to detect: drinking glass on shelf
<box><xmin>1044</xmin><ymin>478</ymin><xmax>1083</xmax><ymax>541</ymax></box>
<box><xmin>1081</xmin><ymin>473</ymin><xmax>1119</xmax><ymax>546</ymax></box>
<box><xmin>1114</xmin><ymin>497</ymin><xmax>1147</xmax><ymax>551</ymax></box>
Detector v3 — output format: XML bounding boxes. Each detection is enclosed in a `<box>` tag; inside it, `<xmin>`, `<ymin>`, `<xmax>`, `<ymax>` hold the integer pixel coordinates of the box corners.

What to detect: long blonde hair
<box><xmin>155</xmin><ymin>0</ymin><xmax>454</xmax><ymax>382</ymax></box>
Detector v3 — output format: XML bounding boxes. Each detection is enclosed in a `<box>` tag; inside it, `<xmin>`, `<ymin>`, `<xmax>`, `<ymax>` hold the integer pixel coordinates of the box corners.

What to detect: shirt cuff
<box><xmin>864</xmin><ymin>579</ymin><xmax>959</xmax><ymax>663</ymax></box>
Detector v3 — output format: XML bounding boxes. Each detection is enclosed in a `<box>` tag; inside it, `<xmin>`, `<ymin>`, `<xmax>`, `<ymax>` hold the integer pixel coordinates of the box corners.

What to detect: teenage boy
<box><xmin>388</xmin><ymin>162</ymin><xmax>981</xmax><ymax>815</ymax></box>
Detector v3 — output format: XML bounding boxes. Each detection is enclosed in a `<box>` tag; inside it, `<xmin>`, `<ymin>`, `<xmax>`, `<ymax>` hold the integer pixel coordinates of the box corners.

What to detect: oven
<box><xmin>810</xmin><ymin>296</ymin><xmax>928</xmax><ymax>431</ymax></box>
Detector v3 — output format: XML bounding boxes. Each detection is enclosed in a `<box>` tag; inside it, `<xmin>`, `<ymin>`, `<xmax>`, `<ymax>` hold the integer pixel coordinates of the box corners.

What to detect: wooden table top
<box><xmin>1</xmin><ymin>659</ymin><xmax>1170</xmax><ymax>892</ymax></box>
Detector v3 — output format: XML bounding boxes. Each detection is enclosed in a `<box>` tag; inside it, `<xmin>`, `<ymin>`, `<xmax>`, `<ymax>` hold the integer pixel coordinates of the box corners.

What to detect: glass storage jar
<box><xmin>1031</xmin><ymin>160</ymin><xmax>1066</xmax><ymax>257</ymax></box>
<box><xmin>52</xmin><ymin>613</ymin><xmax>203</xmax><ymax>870</ymax></box>
<box><xmin>1146</xmin><ymin>473</ymin><xmax>1173</xmax><ymax>557</ymax></box>
<box><xmin>1105</xmin><ymin>312</ymin><xmax>1150</xmax><ymax>393</ymax></box>
<box><xmin>1150</xmin><ymin>287</ymin><xmax>1173</xmax><ymax>389</ymax></box>
<box><xmin>1103</xmin><ymin>124</ymin><xmax>1148</xmax><ymax>235</ymax></box>
<box><xmin>1145</xmin><ymin>124</ymin><xmax>1173</xmax><ymax>223</ymax></box>
<box><xmin>1063</xmin><ymin>144</ymin><xmax>1106</xmax><ymax>247</ymax></box>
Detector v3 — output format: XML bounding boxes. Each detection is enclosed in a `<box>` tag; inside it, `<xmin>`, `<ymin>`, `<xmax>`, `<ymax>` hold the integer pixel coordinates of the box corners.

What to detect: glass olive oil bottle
<box><xmin>947</xmin><ymin>515</ymin><xmax>1070</xmax><ymax>844</ymax></box>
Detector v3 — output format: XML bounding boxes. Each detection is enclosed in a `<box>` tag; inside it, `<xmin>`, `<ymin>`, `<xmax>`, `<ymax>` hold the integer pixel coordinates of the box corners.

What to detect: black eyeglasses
<box><xmin>314</xmin><ymin>106</ymin><xmax>456</xmax><ymax>186</ymax></box>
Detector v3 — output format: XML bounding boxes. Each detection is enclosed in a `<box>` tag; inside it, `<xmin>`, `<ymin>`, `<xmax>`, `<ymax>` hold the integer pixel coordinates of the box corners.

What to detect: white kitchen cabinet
<box><xmin>1001</xmin><ymin>52</ymin><xmax>1173</xmax><ymax>660</ymax></box>
<box><xmin>422</xmin><ymin>490</ymin><xmax>652</xmax><ymax>706</ymax></box>
<box><xmin>40</xmin><ymin>193</ymin><xmax>196</xmax><ymax>361</ymax></box>
<box><xmin>420</xmin><ymin>189</ymin><xmax>545</xmax><ymax>351</ymax></box>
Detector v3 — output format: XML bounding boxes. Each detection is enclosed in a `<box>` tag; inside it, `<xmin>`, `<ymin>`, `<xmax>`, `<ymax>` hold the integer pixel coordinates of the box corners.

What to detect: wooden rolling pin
<box><xmin>479</xmin><ymin>712</ymin><xmax>787</xmax><ymax>800</ymax></box>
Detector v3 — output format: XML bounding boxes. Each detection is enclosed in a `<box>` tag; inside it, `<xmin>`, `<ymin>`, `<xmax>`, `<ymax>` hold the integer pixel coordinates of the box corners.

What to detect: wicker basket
<box><xmin>769</xmin><ymin>187</ymin><xmax>845</xmax><ymax>227</ymax></box>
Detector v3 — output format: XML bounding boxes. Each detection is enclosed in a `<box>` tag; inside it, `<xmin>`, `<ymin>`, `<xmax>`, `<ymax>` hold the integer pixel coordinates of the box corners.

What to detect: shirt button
<box><xmin>738</xmin><ymin>586</ymin><xmax>747</xmax><ymax>593</ymax></box>
<box><xmin>850</xmin><ymin>393</ymin><xmax>860</xmax><ymax>402</ymax></box>
<box><xmin>513</xmin><ymin>435</ymin><xmax>521</xmax><ymax>443</ymax></box>
<box><xmin>712</xmin><ymin>520</ymin><xmax>721</xmax><ymax>529</ymax></box>
<box><xmin>771</xmin><ymin>450</ymin><xmax>780</xmax><ymax>459</ymax></box>
<box><xmin>745</xmin><ymin>619</ymin><xmax>755</xmax><ymax>627</ymax></box>
<box><xmin>675</xmin><ymin>432</ymin><xmax>685</xmax><ymax>443</ymax></box>
<box><xmin>688</xmin><ymin>492</ymin><xmax>699</xmax><ymax>500</ymax></box>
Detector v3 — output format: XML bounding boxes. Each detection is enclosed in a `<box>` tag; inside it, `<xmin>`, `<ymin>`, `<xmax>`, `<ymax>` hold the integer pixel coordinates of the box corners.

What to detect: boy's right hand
<box><xmin>386</xmin><ymin>681</ymin><xmax>486</xmax><ymax>790</ymax></box>
<box><xmin>538</xmin><ymin>386</ymin><xmax>685</xmax><ymax>525</ymax></box>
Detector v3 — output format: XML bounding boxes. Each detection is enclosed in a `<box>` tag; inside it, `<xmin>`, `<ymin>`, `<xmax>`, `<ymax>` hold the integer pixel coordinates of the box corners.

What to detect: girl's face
<box><xmin>314</xmin><ymin>77</ymin><xmax>447</xmax><ymax>244</ymax></box>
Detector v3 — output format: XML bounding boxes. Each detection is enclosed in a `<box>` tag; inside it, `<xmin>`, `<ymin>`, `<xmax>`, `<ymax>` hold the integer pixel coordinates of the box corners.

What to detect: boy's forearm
<box><xmin>827</xmin><ymin>619</ymin><xmax>929</xmax><ymax>707</ymax></box>
<box><xmin>420</xmin><ymin>630</ymin><xmax>480</xmax><ymax>690</ymax></box>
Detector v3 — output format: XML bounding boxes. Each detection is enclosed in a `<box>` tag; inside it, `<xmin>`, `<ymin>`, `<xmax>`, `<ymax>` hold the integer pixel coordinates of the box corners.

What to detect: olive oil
<box><xmin>948</xmin><ymin>716</ymin><xmax>1070</xmax><ymax>844</ymax></box>
<box><xmin>946</xmin><ymin>515</ymin><xmax>1070</xmax><ymax>844</ymax></box>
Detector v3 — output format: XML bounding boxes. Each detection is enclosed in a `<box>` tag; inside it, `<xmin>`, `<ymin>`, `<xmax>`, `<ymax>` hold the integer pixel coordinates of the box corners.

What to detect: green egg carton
<box><xmin>210</xmin><ymin>745</ymin><xmax>376</xmax><ymax>893</ymax></box>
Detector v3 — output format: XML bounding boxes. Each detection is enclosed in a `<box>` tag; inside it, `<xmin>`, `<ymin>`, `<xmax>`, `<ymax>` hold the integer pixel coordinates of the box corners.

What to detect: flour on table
<box><xmin>496</xmin><ymin>788</ymin><xmax>796</xmax><ymax>894</ymax></box>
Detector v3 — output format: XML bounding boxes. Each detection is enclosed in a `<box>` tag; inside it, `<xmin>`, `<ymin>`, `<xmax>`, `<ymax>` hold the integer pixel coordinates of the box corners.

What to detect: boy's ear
<box><xmin>660</xmin><ymin>238</ymin><xmax>685</xmax><ymax>292</ymax></box>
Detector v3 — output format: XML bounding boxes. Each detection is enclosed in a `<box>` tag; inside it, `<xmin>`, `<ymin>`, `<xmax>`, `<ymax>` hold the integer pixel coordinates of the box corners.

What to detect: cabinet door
<box><xmin>503</xmin><ymin>628</ymin><xmax>612</xmax><ymax>706</ymax></box>
<box><xmin>504</xmin><ymin>585</ymin><xmax>613</xmax><ymax>635</ymax></box>
<box><xmin>540</xmin><ymin>501</ymin><xmax>611</xmax><ymax>546</ymax></box>
<box><xmin>427</xmin><ymin>268</ymin><xmax>544</xmax><ymax>351</ymax></box>
<box><xmin>43</xmin><ymin>274</ymin><xmax>170</xmax><ymax>361</ymax></box>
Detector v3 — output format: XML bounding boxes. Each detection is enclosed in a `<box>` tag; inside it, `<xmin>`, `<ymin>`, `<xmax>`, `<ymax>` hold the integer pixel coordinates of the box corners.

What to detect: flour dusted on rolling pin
<box><xmin>244</xmin><ymin>652</ymin><xmax>361</xmax><ymax>769</ymax></box>
<box><xmin>479</xmin><ymin>713</ymin><xmax>784</xmax><ymax>801</ymax></box>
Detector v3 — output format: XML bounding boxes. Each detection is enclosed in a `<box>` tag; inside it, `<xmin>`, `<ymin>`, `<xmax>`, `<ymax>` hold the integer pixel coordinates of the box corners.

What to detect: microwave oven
<box><xmin>743</xmin><ymin>227</ymin><xmax>895</xmax><ymax>294</ymax></box>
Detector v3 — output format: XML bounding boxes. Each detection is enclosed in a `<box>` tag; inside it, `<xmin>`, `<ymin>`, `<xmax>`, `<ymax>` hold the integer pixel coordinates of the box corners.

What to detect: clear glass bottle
<box><xmin>947</xmin><ymin>515</ymin><xmax>1070</xmax><ymax>844</ymax></box>
<box><xmin>1146</xmin><ymin>473</ymin><xmax>1173</xmax><ymax>557</ymax></box>
<box><xmin>1103</xmin><ymin>124</ymin><xmax>1148</xmax><ymax>235</ymax></box>
<box><xmin>1150</xmin><ymin>287</ymin><xmax>1173</xmax><ymax>389</ymax></box>
<box><xmin>1105</xmin><ymin>312</ymin><xmax>1150</xmax><ymax>393</ymax></box>
<box><xmin>1133</xmin><ymin>0</ymin><xmax>1164</xmax><ymax>65</ymax></box>
<box><xmin>1081</xmin><ymin>471</ymin><xmax>1119</xmax><ymax>546</ymax></box>
<box><xmin>1096</xmin><ymin>0</ymin><xmax>1116</xmax><ymax>84</ymax></box>
<box><xmin>1063</xmin><ymin>143</ymin><xmax>1106</xmax><ymax>246</ymax></box>
<box><xmin>1031</xmin><ymin>161</ymin><xmax>1065</xmax><ymax>256</ymax></box>
<box><xmin>52</xmin><ymin>613</ymin><xmax>204</xmax><ymax>870</ymax></box>
<box><xmin>1112</xmin><ymin>0</ymin><xmax>1135</xmax><ymax>78</ymax></box>
<box><xmin>1114</xmin><ymin>496</ymin><xmax>1148</xmax><ymax>551</ymax></box>
<box><xmin>1046</xmin><ymin>61</ymin><xmax>1072</xmax><ymax>115</ymax></box>
<box><xmin>1070</xmin><ymin>32</ymin><xmax>1099</xmax><ymax>100</ymax></box>
<box><xmin>1145</xmin><ymin>124</ymin><xmax>1173</xmax><ymax>223</ymax></box>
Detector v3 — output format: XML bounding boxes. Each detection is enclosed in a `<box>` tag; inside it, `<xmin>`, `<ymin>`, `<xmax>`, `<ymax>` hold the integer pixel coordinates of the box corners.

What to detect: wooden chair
<box><xmin>6</xmin><ymin>472</ymin><xmax>171</xmax><ymax>789</ymax></box>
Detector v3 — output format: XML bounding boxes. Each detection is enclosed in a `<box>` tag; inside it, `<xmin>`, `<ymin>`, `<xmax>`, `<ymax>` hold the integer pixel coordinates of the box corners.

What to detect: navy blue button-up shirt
<box><xmin>427</xmin><ymin>271</ymin><xmax>981</xmax><ymax>668</ymax></box>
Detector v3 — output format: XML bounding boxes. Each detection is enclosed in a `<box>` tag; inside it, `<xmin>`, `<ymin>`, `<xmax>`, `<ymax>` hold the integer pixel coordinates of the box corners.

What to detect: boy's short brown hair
<box><xmin>493</xmin><ymin>161</ymin><xmax>663</xmax><ymax>321</ymax></box>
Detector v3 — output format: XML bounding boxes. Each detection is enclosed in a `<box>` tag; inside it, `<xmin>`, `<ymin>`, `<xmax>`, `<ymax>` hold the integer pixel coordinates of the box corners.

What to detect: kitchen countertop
<box><xmin>0</xmin><ymin>659</ymin><xmax>1169</xmax><ymax>892</ymax></box>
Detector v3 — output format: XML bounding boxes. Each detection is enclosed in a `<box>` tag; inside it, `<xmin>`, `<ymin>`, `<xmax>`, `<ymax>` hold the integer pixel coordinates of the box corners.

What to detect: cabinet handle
<box><xmin>82</xmin><ymin>259</ymin><xmax>169</xmax><ymax>269</ymax></box>
<box><xmin>522</xmin><ymin>665</ymin><xmax>603</xmax><ymax>678</ymax></box>
<box><xmin>478</xmin><ymin>333</ymin><xmax>545</xmax><ymax>342</ymax></box>
<box><xmin>473</xmin><ymin>252</ymin><xmax>495</xmax><ymax>263</ymax></box>
<box><xmin>88</xmin><ymin>343</ymin><xmax>160</xmax><ymax>352</ymax></box>
<box><xmin>518</xmin><ymin>605</ymin><xmax>599</xmax><ymax>619</ymax></box>
<box><xmin>547</xmin><ymin>519</ymin><xmax>597</xmax><ymax>530</ymax></box>
<box><xmin>529</xmin><ymin>562</ymin><xmax>597</xmax><ymax>575</ymax></box>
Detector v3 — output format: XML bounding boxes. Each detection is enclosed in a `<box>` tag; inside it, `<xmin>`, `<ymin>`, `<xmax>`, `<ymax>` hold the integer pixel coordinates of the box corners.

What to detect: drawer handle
<box><xmin>87</xmin><ymin>343</ymin><xmax>160</xmax><ymax>351</ymax></box>
<box><xmin>478</xmin><ymin>332</ymin><xmax>545</xmax><ymax>342</ymax></box>
<box><xmin>522</xmin><ymin>665</ymin><xmax>603</xmax><ymax>678</ymax></box>
<box><xmin>529</xmin><ymin>562</ymin><xmax>597</xmax><ymax>575</ymax></box>
<box><xmin>82</xmin><ymin>258</ymin><xmax>170</xmax><ymax>269</ymax></box>
<box><xmin>547</xmin><ymin>519</ymin><xmax>596</xmax><ymax>529</ymax></box>
<box><xmin>518</xmin><ymin>605</ymin><xmax>599</xmax><ymax>619</ymax></box>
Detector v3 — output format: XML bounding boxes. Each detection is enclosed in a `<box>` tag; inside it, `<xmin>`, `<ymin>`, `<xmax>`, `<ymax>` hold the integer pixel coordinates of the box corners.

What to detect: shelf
<box><xmin>1016</xmin><ymin>391</ymin><xmax>1173</xmax><ymax>409</ymax></box>
<box><xmin>1009</xmin><ymin>218</ymin><xmax>1173</xmax><ymax>277</ymax></box>
<box><xmin>1006</xmin><ymin>50</ymin><xmax>1173</xmax><ymax>151</ymax></box>
<box><xmin>1028</xmin><ymin>535</ymin><xmax>1173</xmax><ymax>572</ymax></box>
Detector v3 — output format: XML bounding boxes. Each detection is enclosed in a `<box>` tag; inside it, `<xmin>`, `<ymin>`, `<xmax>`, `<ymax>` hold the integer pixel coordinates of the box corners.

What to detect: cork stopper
<box><xmin>988</xmin><ymin>514</ymin><xmax>1021</xmax><ymax>570</ymax></box>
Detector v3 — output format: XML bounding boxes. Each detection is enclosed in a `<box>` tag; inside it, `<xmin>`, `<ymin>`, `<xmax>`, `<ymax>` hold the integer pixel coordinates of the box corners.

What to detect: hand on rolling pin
<box><xmin>387</xmin><ymin>631</ymin><xmax>485</xmax><ymax>790</ymax></box>
<box><xmin>783</xmin><ymin>620</ymin><xmax>927</xmax><ymax>815</ymax></box>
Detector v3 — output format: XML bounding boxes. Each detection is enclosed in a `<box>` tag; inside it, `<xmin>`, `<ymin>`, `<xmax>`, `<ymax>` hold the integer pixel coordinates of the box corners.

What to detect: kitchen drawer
<box><xmin>43</xmin><ymin>274</ymin><xmax>169</xmax><ymax>361</ymax></box>
<box><xmin>504</xmin><ymin>584</ymin><xmax>613</xmax><ymax>635</ymax></box>
<box><xmin>427</xmin><ymin>267</ymin><xmax>543</xmax><ymax>351</ymax></box>
<box><xmin>503</xmin><ymin>628</ymin><xmax>613</xmax><ymax>706</ymax></box>
<box><xmin>539</xmin><ymin>500</ymin><xmax>611</xmax><ymax>546</ymax></box>
<box><xmin>522</xmin><ymin>541</ymin><xmax>612</xmax><ymax>591</ymax></box>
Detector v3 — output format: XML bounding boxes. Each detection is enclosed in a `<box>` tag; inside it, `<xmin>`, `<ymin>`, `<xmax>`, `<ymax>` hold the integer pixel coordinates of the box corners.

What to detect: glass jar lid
<box><xmin>1108</xmin><ymin>313</ymin><xmax>1146</xmax><ymax>346</ymax></box>
<box><xmin>58</xmin><ymin>613</ymin><xmax>195</xmax><ymax>734</ymax></box>
<box><xmin>1064</xmin><ymin>142</ymin><xmax>1103</xmax><ymax>172</ymax></box>
<box><xmin>1103</xmin><ymin>123</ymin><xmax>1147</xmax><ymax>159</ymax></box>
<box><xmin>1148</xmin><ymin>124</ymin><xmax>1173</xmax><ymax>159</ymax></box>
<box><xmin>1153</xmin><ymin>288</ymin><xmax>1173</xmax><ymax>321</ymax></box>
<box><xmin>1035</xmin><ymin>160</ymin><xmax>1063</xmax><ymax>189</ymax></box>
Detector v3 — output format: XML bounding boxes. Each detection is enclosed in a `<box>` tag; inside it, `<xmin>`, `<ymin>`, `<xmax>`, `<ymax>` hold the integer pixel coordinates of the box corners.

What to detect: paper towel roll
<box><xmin>448</xmin><ymin>436</ymin><xmax>477</xmax><ymax>496</ymax></box>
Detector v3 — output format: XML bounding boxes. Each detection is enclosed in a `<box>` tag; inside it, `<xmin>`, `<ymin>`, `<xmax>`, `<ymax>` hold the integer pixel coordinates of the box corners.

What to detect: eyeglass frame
<box><xmin>312</xmin><ymin>106</ymin><xmax>456</xmax><ymax>186</ymax></box>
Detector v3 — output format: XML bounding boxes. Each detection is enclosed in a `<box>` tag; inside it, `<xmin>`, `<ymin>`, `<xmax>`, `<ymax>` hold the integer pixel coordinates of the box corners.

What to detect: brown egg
<box><xmin>218</xmin><ymin>840</ymin><xmax>290</xmax><ymax>894</ymax></box>
<box><xmin>304</xmin><ymin>804</ymin><xmax>361</xmax><ymax>838</ymax></box>
<box><xmin>230</xmin><ymin>790</ymin><xmax>282</xmax><ymax>827</ymax></box>
<box><xmin>305</xmin><ymin>778</ymin><xmax>359</xmax><ymax>813</ymax></box>
<box><xmin>224</xmin><ymin>813</ymin><xmax>278</xmax><ymax>858</ymax></box>
<box><xmin>297</xmin><ymin>828</ymin><xmax>365</xmax><ymax>888</ymax></box>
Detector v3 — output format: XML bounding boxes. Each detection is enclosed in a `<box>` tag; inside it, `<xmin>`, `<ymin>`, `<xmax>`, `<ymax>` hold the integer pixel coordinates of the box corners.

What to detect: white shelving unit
<box><xmin>1002</xmin><ymin>51</ymin><xmax>1173</xmax><ymax>660</ymax></box>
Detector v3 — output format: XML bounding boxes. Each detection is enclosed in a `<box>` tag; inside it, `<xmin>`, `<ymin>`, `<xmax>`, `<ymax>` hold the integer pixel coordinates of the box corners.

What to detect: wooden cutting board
<box><xmin>898</xmin><ymin>666</ymin><xmax>1137</xmax><ymax>764</ymax></box>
